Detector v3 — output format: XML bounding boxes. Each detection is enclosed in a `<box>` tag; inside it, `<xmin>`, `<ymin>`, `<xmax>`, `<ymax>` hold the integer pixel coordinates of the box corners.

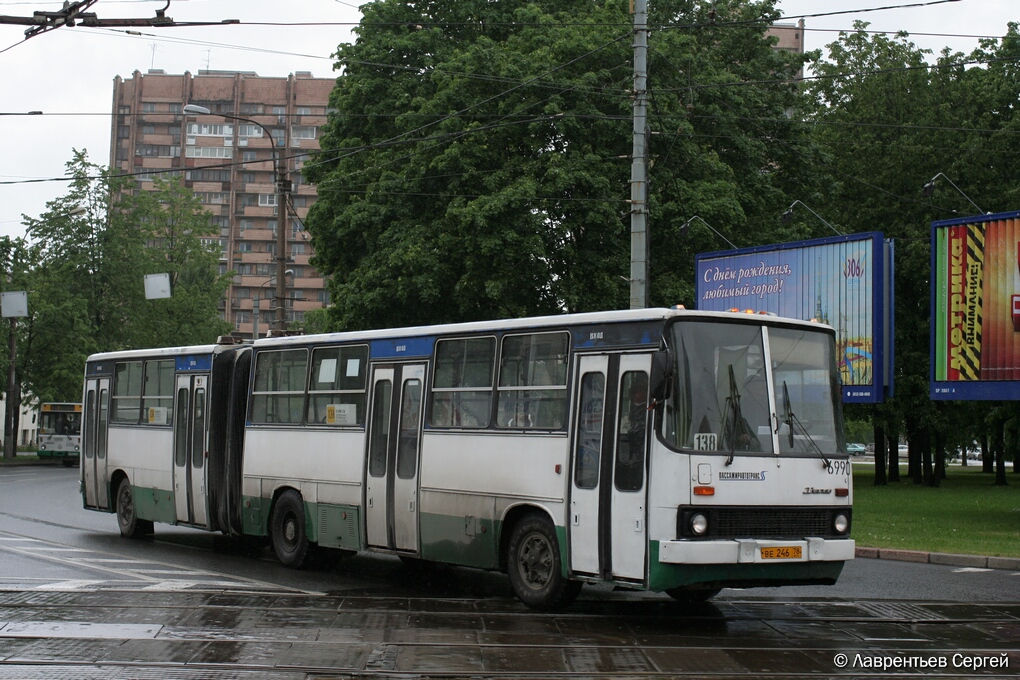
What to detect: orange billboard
<box><xmin>933</xmin><ymin>211</ymin><xmax>1020</xmax><ymax>399</ymax></box>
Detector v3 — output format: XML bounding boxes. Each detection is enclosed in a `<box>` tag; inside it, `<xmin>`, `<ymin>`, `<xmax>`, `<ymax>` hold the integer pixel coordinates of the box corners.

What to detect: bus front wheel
<box><xmin>506</xmin><ymin>514</ymin><xmax>581</xmax><ymax>610</ymax></box>
<box><xmin>115</xmin><ymin>478</ymin><xmax>153</xmax><ymax>538</ymax></box>
<box><xmin>270</xmin><ymin>490</ymin><xmax>309</xmax><ymax>568</ymax></box>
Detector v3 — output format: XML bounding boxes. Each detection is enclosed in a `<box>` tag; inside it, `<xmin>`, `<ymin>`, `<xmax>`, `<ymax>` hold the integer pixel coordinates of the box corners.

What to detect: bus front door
<box><xmin>82</xmin><ymin>378</ymin><xmax>111</xmax><ymax>509</ymax></box>
<box><xmin>172</xmin><ymin>374</ymin><xmax>209</xmax><ymax>527</ymax></box>
<box><xmin>365</xmin><ymin>363</ymin><xmax>426</xmax><ymax>553</ymax></box>
<box><xmin>569</xmin><ymin>353</ymin><xmax>650</xmax><ymax>583</ymax></box>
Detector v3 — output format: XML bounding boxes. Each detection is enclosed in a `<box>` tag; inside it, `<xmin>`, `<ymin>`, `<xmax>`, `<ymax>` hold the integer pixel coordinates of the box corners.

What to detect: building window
<box><xmin>135</xmin><ymin>144</ymin><xmax>180</xmax><ymax>158</ymax></box>
<box><xmin>291</xmin><ymin>125</ymin><xmax>317</xmax><ymax>140</ymax></box>
<box><xmin>187</xmin><ymin>123</ymin><xmax>234</xmax><ymax>137</ymax></box>
<box><xmin>258</xmin><ymin>194</ymin><xmax>278</xmax><ymax>207</ymax></box>
<box><xmin>237</xmin><ymin>125</ymin><xmax>263</xmax><ymax>138</ymax></box>
<box><xmin>186</xmin><ymin>146</ymin><xmax>233</xmax><ymax>159</ymax></box>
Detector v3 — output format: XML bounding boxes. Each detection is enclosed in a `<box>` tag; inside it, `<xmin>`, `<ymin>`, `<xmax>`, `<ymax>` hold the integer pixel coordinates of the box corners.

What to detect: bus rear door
<box><xmin>365</xmin><ymin>363</ymin><xmax>426</xmax><ymax>553</ymax></box>
<box><xmin>82</xmin><ymin>378</ymin><xmax>111</xmax><ymax>509</ymax></box>
<box><xmin>173</xmin><ymin>374</ymin><xmax>209</xmax><ymax>527</ymax></box>
<box><xmin>569</xmin><ymin>353</ymin><xmax>651</xmax><ymax>583</ymax></box>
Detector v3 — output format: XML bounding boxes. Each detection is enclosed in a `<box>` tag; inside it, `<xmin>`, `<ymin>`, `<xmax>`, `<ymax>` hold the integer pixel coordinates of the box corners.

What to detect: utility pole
<box><xmin>629</xmin><ymin>0</ymin><xmax>649</xmax><ymax>309</ymax></box>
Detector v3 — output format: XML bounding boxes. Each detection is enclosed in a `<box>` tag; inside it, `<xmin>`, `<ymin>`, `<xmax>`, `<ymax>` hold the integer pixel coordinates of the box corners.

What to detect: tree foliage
<box><xmin>17</xmin><ymin>150</ymin><xmax>230</xmax><ymax>403</ymax></box>
<box><xmin>305</xmin><ymin>0</ymin><xmax>814</xmax><ymax>330</ymax></box>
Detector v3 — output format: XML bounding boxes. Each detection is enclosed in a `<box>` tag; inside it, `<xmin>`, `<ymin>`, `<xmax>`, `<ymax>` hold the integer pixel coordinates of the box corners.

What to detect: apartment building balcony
<box><xmin>137</xmin><ymin>157</ymin><xmax>175</xmax><ymax>169</ymax></box>
<box><xmin>139</xmin><ymin>113</ymin><xmax>177</xmax><ymax>124</ymax></box>
<box><xmin>141</xmin><ymin>133</ymin><xmax>177</xmax><ymax>146</ymax></box>
<box><xmin>238</xmin><ymin>228</ymin><xmax>275</xmax><ymax>241</ymax></box>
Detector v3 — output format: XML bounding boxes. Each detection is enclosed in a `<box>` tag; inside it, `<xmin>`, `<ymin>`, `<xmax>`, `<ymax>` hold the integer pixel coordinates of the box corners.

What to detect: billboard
<box><xmin>931</xmin><ymin>210</ymin><xmax>1020</xmax><ymax>400</ymax></box>
<box><xmin>695</xmin><ymin>233</ymin><xmax>892</xmax><ymax>403</ymax></box>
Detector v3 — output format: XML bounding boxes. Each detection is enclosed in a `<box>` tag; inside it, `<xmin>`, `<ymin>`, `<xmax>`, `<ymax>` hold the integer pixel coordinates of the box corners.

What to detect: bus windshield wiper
<box><xmin>723</xmin><ymin>365</ymin><xmax>740</xmax><ymax>466</ymax></box>
<box><xmin>782</xmin><ymin>380</ymin><xmax>830</xmax><ymax>469</ymax></box>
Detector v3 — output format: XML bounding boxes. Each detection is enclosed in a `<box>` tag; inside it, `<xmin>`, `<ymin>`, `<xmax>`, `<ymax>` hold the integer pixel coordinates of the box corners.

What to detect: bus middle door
<box><xmin>569</xmin><ymin>353</ymin><xmax>650</xmax><ymax>583</ymax></box>
<box><xmin>365</xmin><ymin>363</ymin><xmax>426</xmax><ymax>553</ymax></box>
<box><xmin>172</xmin><ymin>374</ymin><xmax>209</xmax><ymax>527</ymax></box>
<box><xmin>82</xmin><ymin>377</ymin><xmax>111</xmax><ymax>509</ymax></box>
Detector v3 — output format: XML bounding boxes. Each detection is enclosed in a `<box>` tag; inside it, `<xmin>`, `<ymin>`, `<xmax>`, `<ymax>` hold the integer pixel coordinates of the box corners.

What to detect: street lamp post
<box><xmin>679</xmin><ymin>216</ymin><xmax>737</xmax><ymax>249</ymax></box>
<box><xmin>781</xmin><ymin>200</ymin><xmax>845</xmax><ymax>236</ymax></box>
<box><xmin>182</xmin><ymin>103</ymin><xmax>290</xmax><ymax>332</ymax></box>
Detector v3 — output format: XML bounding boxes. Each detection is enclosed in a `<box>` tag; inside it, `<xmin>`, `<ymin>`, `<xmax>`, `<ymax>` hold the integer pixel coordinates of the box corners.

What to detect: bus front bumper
<box><xmin>658</xmin><ymin>537</ymin><xmax>855</xmax><ymax>565</ymax></box>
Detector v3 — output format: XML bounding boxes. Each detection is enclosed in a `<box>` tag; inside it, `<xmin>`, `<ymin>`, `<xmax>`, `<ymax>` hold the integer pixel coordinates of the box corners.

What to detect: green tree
<box><xmin>305</xmin><ymin>0</ymin><xmax>813</xmax><ymax>330</ymax></box>
<box><xmin>121</xmin><ymin>175</ymin><xmax>232</xmax><ymax>346</ymax></box>
<box><xmin>18</xmin><ymin>150</ymin><xmax>230</xmax><ymax>403</ymax></box>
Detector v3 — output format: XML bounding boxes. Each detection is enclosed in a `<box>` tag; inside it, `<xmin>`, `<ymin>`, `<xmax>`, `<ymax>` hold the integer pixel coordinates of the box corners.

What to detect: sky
<box><xmin>0</xmin><ymin>0</ymin><xmax>1015</xmax><ymax>238</ymax></box>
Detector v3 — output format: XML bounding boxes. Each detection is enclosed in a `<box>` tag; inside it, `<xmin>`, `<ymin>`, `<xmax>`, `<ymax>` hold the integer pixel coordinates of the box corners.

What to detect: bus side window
<box><xmin>307</xmin><ymin>345</ymin><xmax>368</xmax><ymax>426</ymax></box>
<box><xmin>251</xmin><ymin>349</ymin><xmax>308</xmax><ymax>424</ymax></box>
<box><xmin>112</xmin><ymin>361</ymin><xmax>143</xmax><ymax>423</ymax></box>
<box><xmin>496</xmin><ymin>332</ymin><xmax>569</xmax><ymax>430</ymax></box>
<box><xmin>430</xmin><ymin>337</ymin><xmax>495</xmax><ymax>428</ymax></box>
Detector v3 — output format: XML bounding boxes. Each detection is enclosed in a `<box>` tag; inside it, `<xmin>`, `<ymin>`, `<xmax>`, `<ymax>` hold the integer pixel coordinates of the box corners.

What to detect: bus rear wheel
<box><xmin>115</xmin><ymin>478</ymin><xmax>153</xmax><ymax>538</ymax></box>
<box><xmin>270</xmin><ymin>490</ymin><xmax>309</xmax><ymax>568</ymax></box>
<box><xmin>507</xmin><ymin>514</ymin><xmax>581</xmax><ymax>610</ymax></box>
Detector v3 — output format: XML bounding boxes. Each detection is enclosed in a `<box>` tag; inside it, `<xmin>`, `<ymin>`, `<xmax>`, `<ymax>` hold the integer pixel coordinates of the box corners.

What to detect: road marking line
<box><xmin>35</xmin><ymin>580</ymin><xmax>104</xmax><ymax>591</ymax></box>
<box><xmin>1</xmin><ymin>621</ymin><xmax>162</xmax><ymax>639</ymax></box>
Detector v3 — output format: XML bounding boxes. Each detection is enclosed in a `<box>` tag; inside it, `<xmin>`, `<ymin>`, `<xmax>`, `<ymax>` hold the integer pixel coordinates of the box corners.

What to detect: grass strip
<box><xmin>853</xmin><ymin>465</ymin><xmax>1020</xmax><ymax>557</ymax></box>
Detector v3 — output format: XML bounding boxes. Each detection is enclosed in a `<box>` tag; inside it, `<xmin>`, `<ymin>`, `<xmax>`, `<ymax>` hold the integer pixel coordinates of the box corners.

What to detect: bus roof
<box><xmin>82</xmin><ymin>309</ymin><xmax>832</xmax><ymax>362</ymax></box>
<box><xmin>85</xmin><ymin>344</ymin><xmax>222</xmax><ymax>363</ymax></box>
<box><xmin>255</xmin><ymin>307</ymin><xmax>831</xmax><ymax>349</ymax></box>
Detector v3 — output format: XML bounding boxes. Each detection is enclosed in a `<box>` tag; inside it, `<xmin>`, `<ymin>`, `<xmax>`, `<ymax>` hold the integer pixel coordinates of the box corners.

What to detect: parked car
<box><xmin>846</xmin><ymin>442</ymin><xmax>866</xmax><ymax>455</ymax></box>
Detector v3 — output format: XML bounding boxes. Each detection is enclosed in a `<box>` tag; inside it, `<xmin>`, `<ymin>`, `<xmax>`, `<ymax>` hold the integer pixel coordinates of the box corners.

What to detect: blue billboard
<box><xmin>695</xmin><ymin>233</ymin><xmax>893</xmax><ymax>403</ymax></box>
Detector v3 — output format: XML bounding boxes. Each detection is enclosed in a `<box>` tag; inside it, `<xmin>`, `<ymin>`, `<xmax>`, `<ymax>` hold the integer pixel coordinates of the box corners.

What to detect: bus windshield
<box><xmin>663</xmin><ymin>321</ymin><xmax>843</xmax><ymax>456</ymax></box>
<box><xmin>39</xmin><ymin>410</ymin><xmax>82</xmax><ymax>436</ymax></box>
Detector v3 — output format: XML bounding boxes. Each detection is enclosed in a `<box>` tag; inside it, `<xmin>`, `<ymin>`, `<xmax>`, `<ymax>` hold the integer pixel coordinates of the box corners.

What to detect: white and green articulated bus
<box><xmin>81</xmin><ymin>308</ymin><xmax>854</xmax><ymax>609</ymax></box>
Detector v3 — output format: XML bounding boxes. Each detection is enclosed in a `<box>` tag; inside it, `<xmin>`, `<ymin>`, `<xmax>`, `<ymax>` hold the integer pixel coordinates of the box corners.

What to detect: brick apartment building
<box><xmin>109</xmin><ymin>69</ymin><xmax>334</xmax><ymax>338</ymax></box>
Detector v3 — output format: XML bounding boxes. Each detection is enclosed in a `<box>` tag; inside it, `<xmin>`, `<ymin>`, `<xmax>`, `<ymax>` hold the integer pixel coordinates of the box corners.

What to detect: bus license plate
<box><xmin>760</xmin><ymin>546</ymin><xmax>802</xmax><ymax>560</ymax></box>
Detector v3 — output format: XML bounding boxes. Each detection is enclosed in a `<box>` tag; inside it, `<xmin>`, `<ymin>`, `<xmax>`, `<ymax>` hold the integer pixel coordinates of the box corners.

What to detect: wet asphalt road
<box><xmin>0</xmin><ymin>466</ymin><xmax>1016</xmax><ymax>678</ymax></box>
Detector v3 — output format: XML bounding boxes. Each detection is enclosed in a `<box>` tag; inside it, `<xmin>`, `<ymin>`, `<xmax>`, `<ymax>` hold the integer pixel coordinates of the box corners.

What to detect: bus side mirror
<box><xmin>650</xmin><ymin>350</ymin><xmax>672</xmax><ymax>403</ymax></box>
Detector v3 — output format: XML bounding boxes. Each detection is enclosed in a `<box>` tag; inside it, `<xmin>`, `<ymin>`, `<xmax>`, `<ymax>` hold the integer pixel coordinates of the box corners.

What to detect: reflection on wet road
<box><xmin>0</xmin><ymin>574</ymin><xmax>1016</xmax><ymax>678</ymax></box>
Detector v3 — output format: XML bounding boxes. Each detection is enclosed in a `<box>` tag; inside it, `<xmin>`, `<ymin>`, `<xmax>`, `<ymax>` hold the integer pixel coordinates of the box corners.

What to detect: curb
<box><xmin>857</xmin><ymin>546</ymin><xmax>1020</xmax><ymax>571</ymax></box>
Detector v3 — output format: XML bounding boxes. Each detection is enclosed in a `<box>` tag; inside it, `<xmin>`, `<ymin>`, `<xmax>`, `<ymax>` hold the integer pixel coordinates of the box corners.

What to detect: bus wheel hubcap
<box><xmin>520</xmin><ymin>535</ymin><xmax>551</xmax><ymax>587</ymax></box>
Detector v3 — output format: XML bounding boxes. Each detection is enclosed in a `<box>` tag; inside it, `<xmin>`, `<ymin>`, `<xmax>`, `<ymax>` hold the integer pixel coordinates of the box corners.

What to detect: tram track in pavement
<box><xmin>0</xmin><ymin>586</ymin><xmax>1017</xmax><ymax>679</ymax></box>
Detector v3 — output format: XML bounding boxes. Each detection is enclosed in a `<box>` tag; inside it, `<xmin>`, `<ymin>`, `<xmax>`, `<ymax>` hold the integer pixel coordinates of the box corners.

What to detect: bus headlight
<box><xmin>690</xmin><ymin>513</ymin><xmax>708</xmax><ymax>536</ymax></box>
<box><xmin>833</xmin><ymin>512</ymin><xmax>849</xmax><ymax>535</ymax></box>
